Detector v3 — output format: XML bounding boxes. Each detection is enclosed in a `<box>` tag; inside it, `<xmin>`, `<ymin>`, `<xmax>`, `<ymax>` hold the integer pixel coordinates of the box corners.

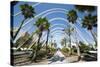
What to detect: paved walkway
<box><xmin>47</xmin><ymin>50</ymin><xmax>81</xmax><ymax>64</ymax></box>
<box><xmin>14</xmin><ymin>50</ymin><xmax>85</xmax><ymax>66</ymax></box>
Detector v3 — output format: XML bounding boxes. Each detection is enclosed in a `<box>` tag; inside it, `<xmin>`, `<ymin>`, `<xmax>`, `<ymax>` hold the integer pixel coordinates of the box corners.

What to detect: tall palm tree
<box><xmin>13</xmin><ymin>4</ymin><xmax>35</xmax><ymax>41</ymax></box>
<box><xmin>82</xmin><ymin>14</ymin><xmax>97</xmax><ymax>46</ymax></box>
<box><xmin>40</xmin><ymin>18</ymin><xmax>51</xmax><ymax>53</ymax></box>
<box><xmin>67</xmin><ymin>10</ymin><xmax>81</xmax><ymax>60</ymax></box>
<box><xmin>46</xmin><ymin>29</ymin><xmax>50</xmax><ymax>50</ymax></box>
<box><xmin>32</xmin><ymin>17</ymin><xmax>50</xmax><ymax>61</ymax></box>
<box><xmin>74</xmin><ymin>28</ymin><xmax>81</xmax><ymax>61</ymax></box>
<box><xmin>75</xmin><ymin>5</ymin><xmax>97</xmax><ymax>47</ymax></box>
<box><xmin>63</xmin><ymin>27</ymin><xmax>74</xmax><ymax>55</ymax></box>
<box><xmin>67</xmin><ymin>10</ymin><xmax>78</xmax><ymax>55</ymax></box>
<box><xmin>74</xmin><ymin>5</ymin><xmax>97</xmax><ymax>59</ymax></box>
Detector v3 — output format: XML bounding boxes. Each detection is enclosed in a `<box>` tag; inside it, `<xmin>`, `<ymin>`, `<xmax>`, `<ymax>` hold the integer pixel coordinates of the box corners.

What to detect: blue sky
<box><xmin>13</xmin><ymin>1</ymin><xmax>97</xmax><ymax>48</ymax></box>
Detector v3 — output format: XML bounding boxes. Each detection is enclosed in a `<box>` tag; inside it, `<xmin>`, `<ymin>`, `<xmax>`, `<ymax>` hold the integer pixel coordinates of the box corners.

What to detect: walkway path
<box><xmin>14</xmin><ymin>50</ymin><xmax>85</xmax><ymax>66</ymax></box>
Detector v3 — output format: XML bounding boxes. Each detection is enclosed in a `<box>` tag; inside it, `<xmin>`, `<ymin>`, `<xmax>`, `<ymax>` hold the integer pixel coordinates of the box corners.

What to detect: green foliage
<box><xmin>36</xmin><ymin>49</ymin><xmax>47</xmax><ymax>60</ymax></box>
<box><xmin>49</xmin><ymin>47</ymin><xmax>56</xmax><ymax>53</ymax></box>
<box><xmin>13</xmin><ymin>4</ymin><xmax>35</xmax><ymax>43</ymax></box>
<box><xmin>45</xmin><ymin>22</ymin><xmax>50</xmax><ymax>30</ymax></box>
<box><xmin>82</xmin><ymin>14</ymin><xmax>97</xmax><ymax>30</ymax></box>
<box><xmin>34</xmin><ymin>17</ymin><xmax>50</xmax><ymax>31</ymax></box>
<box><xmin>79</xmin><ymin>41</ymin><xmax>91</xmax><ymax>53</ymax></box>
<box><xmin>67</xmin><ymin>10</ymin><xmax>78</xmax><ymax>23</ymax></box>
<box><xmin>75</xmin><ymin>5</ymin><xmax>96</xmax><ymax>13</ymax></box>
<box><xmin>61</xmin><ymin>47</ymin><xmax>69</xmax><ymax>53</ymax></box>
<box><xmin>20</xmin><ymin>4</ymin><xmax>35</xmax><ymax>19</ymax></box>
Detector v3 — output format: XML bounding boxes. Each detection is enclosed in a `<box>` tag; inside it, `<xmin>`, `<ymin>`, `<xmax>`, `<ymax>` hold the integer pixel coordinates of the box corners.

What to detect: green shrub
<box><xmin>79</xmin><ymin>41</ymin><xmax>91</xmax><ymax>53</ymax></box>
<box><xmin>61</xmin><ymin>47</ymin><xmax>69</xmax><ymax>53</ymax></box>
<box><xmin>36</xmin><ymin>49</ymin><xmax>47</xmax><ymax>60</ymax></box>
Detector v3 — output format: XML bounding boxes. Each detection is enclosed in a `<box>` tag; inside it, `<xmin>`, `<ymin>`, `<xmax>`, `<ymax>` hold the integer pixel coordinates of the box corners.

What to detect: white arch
<box><xmin>52</xmin><ymin>31</ymin><xmax>75</xmax><ymax>42</ymax></box>
<box><xmin>50</xmin><ymin>23</ymin><xmax>67</xmax><ymax>29</ymax></box>
<box><xmin>43</xmin><ymin>28</ymin><xmax>75</xmax><ymax>43</ymax></box>
<box><xmin>50</xmin><ymin>28</ymin><xmax>64</xmax><ymax>33</ymax></box>
<box><xmin>42</xmin><ymin>11</ymin><xmax>94</xmax><ymax>42</ymax></box>
<box><xmin>16</xmin><ymin>8</ymin><xmax>93</xmax><ymax>43</ymax></box>
<box><xmin>15</xmin><ymin>7</ymin><xmax>94</xmax><ymax>45</ymax></box>
<box><xmin>43</xmin><ymin>18</ymin><xmax>67</xmax><ymax>41</ymax></box>
<box><xmin>41</xmin><ymin>17</ymin><xmax>89</xmax><ymax>44</ymax></box>
<box><xmin>17</xmin><ymin>9</ymin><xmax>67</xmax><ymax>40</ymax></box>
<box><xmin>50</xmin><ymin>31</ymin><xmax>65</xmax><ymax>36</ymax></box>
<box><xmin>42</xmin><ymin>11</ymin><xmax>66</xmax><ymax>18</ymax></box>
<box><xmin>50</xmin><ymin>26</ymin><xmax>65</xmax><ymax>31</ymax></box>
<box><xmin>22</xmin><ymin>8</ymin><xmax>67</xmax><ymax>27</ymax></box>
<box><xmin>41</xmin><ymin>10</ymin><xmax>94</xmax><ymax>42</ymax></box>
<box><xmin>41</xmin><ymin>28</ymin><xmax>64</xmax><ymax>42</ymax></box>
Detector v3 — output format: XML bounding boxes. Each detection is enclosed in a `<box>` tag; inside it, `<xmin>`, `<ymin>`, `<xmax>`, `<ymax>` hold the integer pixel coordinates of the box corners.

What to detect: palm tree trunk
<box><xmin>68</xmin><ymin>23</ymin><xmax>72</xmax><ymax>55</ymax></box>
<box><xmin>46</xmin><ymin>29</ymin><xmax>50</xmax><ymax>54</ymax></box>
<box><xmin>74</xmin><ymin>26</ymin><xmax>81</xmax><ymax>61</ymax></box>
<box><xmin>69</xmin><ymin>30</ymin><xmax>72</xmax><ymax>55</ymax></box>
<box><xmin>13</xmin><ymin>19</ymin><xmax>26</xmax><ymax>41</ymax></box>
<box><xmin>31</xmin><ymin>32</ymin><xmax>42</xmax><ymax>62</ymax></box>
<box><xmin>90</xmin><ymin>30</ymin><xmax>97</xmax><ymax>47</ymax></box>
<box><xmin>76</xmin><ymin>42</ymin><xmax>81</xmax><ymax>61</ymax></box>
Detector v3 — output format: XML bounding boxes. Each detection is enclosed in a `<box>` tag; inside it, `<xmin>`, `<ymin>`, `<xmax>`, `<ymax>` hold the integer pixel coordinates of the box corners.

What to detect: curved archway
<box><xmin>42</xmin><ymin>11</ymin><xmax>66</xmax><ymax>18</ymax></box>
<box><xmin>42</xmin><ymin>17</ymin><xmax>88</xmax><ymax>44</ymax></box>
<box><xmin>50</xmin><ymin>28</ymin><xmax>64</xmax><ymax>33</ymax></box>
<box><xmin>22</xmin><ymin>8</ymin><xmax>67</xmax><ymax>27</ymax></box>
<box><xmin>50</xmin><ymin>23</ymin><xmax>67</xmax><ymax>29</ymax></box>
<box><xmin>15</xmin><ymin>7</ymin><xmax>93</xmax><ymax>45</ymax></box>
<box><xmin>21</xmin><ymin>9</ymin><xmax>88</xmax><ymax>43</ymax></box>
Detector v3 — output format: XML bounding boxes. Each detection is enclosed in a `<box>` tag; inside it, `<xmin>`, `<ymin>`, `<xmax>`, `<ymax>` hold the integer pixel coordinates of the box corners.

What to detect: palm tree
<box><xmin>46</xmin><ymin>29</ymin><xmax>50</xmax><ymax>52</ymax></box>
<box><xmin>43</xmin><ymin>18</ymin><xmax>50</xmax><ymax>53</ymax></box>
<box><xmin>63</xmin><ymin>27</ymin><xmax>74</xmax><ymax>55</ymax></box>
<box><xmin>82</xmin><ymin>14</ymin><xmax>97</xmax><ymax>46</ymax></box>
<box><xmin>66</xmin><ymin>10</ymin><xmax>78</xmax><ymax>54</ymax></box>
<box><xmin>75</xmin><ymin>5</ymin><xmax>97</xmax><ymax>47</ymax></box>
<box><xmin>13</xmin><ymin>4</ymin><xmax>35</xmax><ymax>41</ymax></box>
<box><xmin>74</xmin><ymin>5</ymin><xmax>97</xmax><ymax>59</ymax></box>
<box><xmin>74</xmin><ymin>28</ymin><xmax>81</xmax><ymax>61</ymax></box>
<box><xmin>32</xmin><ymin>17</ymin><xmax>50</xmax><ymax>61</ymax></box>
<box><xmin>67</xmin><ymin>10</ymin><xmax>81</xmax><ymax>60</ymax></box>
